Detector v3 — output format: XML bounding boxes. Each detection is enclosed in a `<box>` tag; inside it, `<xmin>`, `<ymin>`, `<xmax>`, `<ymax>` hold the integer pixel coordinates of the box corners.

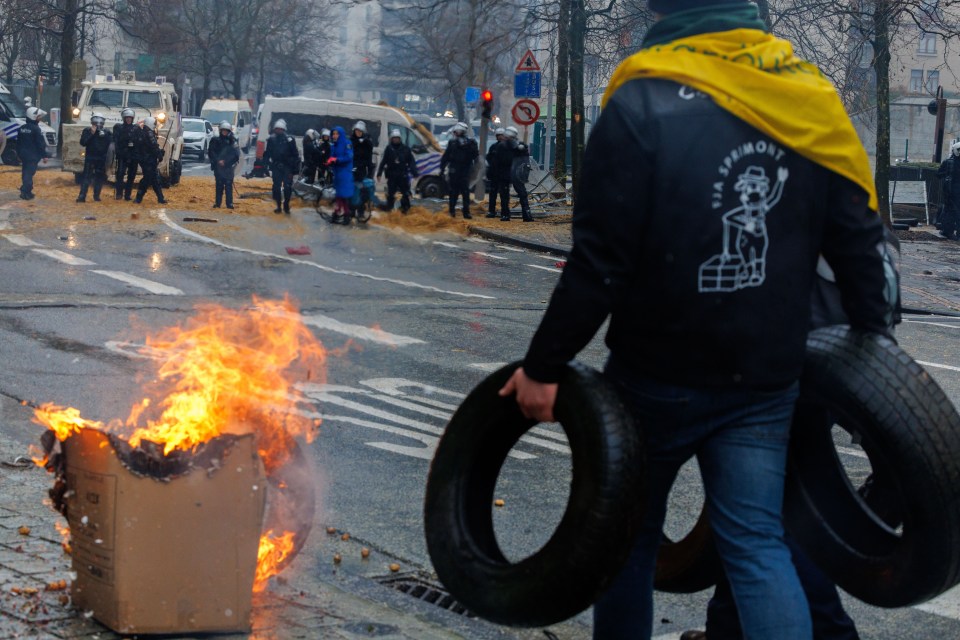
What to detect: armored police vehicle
<box><xmin>61</xmin><ymin>73</ymin><xmax>184</xmax><ymax>185</ymax></box>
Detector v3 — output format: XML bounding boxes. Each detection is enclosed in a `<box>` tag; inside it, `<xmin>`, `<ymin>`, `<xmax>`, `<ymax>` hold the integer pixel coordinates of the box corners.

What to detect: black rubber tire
<box><xmin>419</xmin><ymin>176</ymin><xmax>446</xmax><ymax>199</ymax></box>
<box><xmin>424</xmin><ymin>361</ymin><xmax>645</xmax><ymax>627</ymax></box>
<box><xmin>785</xmin><ymin>326</ymin><xmax>960</xmax><ymax>607</ymax></box>
<box><xmin>654</xmin><ymin>506</ymin><xmax>721</xmax><ymax>593</ymax></box>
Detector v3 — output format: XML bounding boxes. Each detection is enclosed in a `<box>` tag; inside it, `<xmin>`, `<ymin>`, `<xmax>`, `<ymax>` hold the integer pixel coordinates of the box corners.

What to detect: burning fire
<box><xmin>254</xmin><ymin>530</ymin><xmax>297</xmax><ymax>592</ymax></box>
<box><xmin>32</xmin><ymin>296</ymin><xmax>326</xmax><ymax>588</ymax></box>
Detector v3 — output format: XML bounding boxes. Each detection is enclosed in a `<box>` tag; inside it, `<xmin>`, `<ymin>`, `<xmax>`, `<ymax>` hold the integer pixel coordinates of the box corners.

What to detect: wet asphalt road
<box><xmin>1</xmin><ymin>171</ymin><xmax>960</xmax><ymax>639</ymax></box>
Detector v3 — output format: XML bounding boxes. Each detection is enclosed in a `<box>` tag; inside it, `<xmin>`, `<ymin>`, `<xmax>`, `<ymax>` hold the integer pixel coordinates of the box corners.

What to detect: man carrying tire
<box><xmin>499</xmin><ymin>2</ymin><xmax>892</xmax><ymax>639</ymax></box>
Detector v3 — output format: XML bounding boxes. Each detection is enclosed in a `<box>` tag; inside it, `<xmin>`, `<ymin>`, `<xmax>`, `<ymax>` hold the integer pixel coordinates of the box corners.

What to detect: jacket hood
<box><xmin>331</xmin><ymin>126</ymin><xmax>351</xmax><ymax>156</ymax></box>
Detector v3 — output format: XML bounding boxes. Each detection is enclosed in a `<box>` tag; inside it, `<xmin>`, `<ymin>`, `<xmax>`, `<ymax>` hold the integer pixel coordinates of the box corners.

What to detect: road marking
<box><xmin>4</xmin><ymin>234</ymin><xmax>43</xmax><ymax>247</ymax></box>
<box><xmin>31</xmin><ymin>248</ymin><xmax>96</xmax><ymax>266</ymax></box>
<box><xmin>906</xmin><ymin>322</ymin><xmax>960</xmax><ymax>329</ymax></box>
<box><xmin>301</xmin><ymin>313</ymin><xmax>425</xmax><ymax>346</ymax></box>
<box><xmin>534</xmin><ymin>254</ymin><xmax>563</xmax><ymax>262</ymax></box>
<box><xmin>836</xmin><ymin>445</ymin><xmax>868</xmax><ymax>460</ymax></box>
<box><xmin>469</xmin><ymin>362</ymin><xmax>507</xmax><ymax>372</ymax></box>
<box><xmin>495</xmin><ymin>244</ymin><xmax>525</xmax><ymax>252</ymax></box>
<box><xmin>432</xmin><ymin>241</ymin><xmax>461</xmax><ymax>249</ymax></box>
<box><xmin>527</xmin><ymin>263</ymin><xmax>562</xmax><ymax>273</ymax></box>
<box><xmin>917</xmin><ymin>360</ymin><xmax>960</xmax><ymax>373</ymax></box>
<box><xmin>90</xmin><ymin>270</ymin><xmax>184</xmax><ymax>295</ymax></box>
<box><xmin>474</xmin><ymin>251</ymin><xmax>507</xmax><ymax>260</ymax></box>
<box><xmin>916</xmin><ymin>584</ymin><xmax>960</xmax><ymax>620</ymax></box>
<box><xmin>158</xmin><ymin>211</ymin><xmax>494</xmax><ymax>299</ymax></box>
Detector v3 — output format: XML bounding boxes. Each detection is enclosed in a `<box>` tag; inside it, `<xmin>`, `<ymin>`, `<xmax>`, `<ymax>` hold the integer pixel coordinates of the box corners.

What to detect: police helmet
<box><xmin>26</xmin><ymin>107</ymin><xmax>45</xmax><ymax>121</ymax></box>
<box><xmin>91</xmin><ymin>112</ymin><xmax>106</xmax><ymax>126</ymax></box>
<box><xmin>219</xmin><ymin>120</ymin><xmax>233</xmax><ymax>132</ymax></box>
<box><xmin>121</xmin><ymin>107</ymin><xmax>135</xmax><ymax>120</ymax></box>
<box><xmin>504</xmin><ymin>126</ymin><xmax>519</xmax><ymax>139</ymax></box>
<box><xmin>451</xmin><ymin>122</ymin><xmax>467</xmax><ymax>134</ymax></box>
<box><xmin>495</xmin><ymin>127</ymin><xmax>505</xmax><ymax>136</ymax></box>
<box><xmin>353</xmin><ymin>120</ymin><xmax>367</xmax><ymax>134</ymax></box>
<box><xmin>320</xmin><ymin>128</ymin><xmax>330</xmax><ymax>138</ymax></box>
<box><xmin>389</xmin><ymin>129</ymin><xmax>402</xmax><ymax>140</ymax></box>
<box><xmin>952</xmin><ymin>141</ymin><xmax>960</xmax><ymax>158</ymax></box>
<box><xmin>274</xmin><ymin>119</ymin><xmax>287</xmax><ymax>132</ymax></box>
<box><xmin>304</xmin><ymin>129</ymin><xmax>317</xmax><ymax>141</ymax></box>
<box><xmin>144</xmin><ymin>116</ymin><xmax>157</xmax><ymax>129</ymax></box>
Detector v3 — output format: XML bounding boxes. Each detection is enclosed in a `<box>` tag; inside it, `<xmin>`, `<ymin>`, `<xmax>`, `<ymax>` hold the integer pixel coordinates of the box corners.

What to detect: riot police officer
<box><xmin>262</xmin><ymin>119</ymin><xmax>300</xmax><ymax>213</ymax></box>
<box><xmin>351</xmin><ymin>120</ymin><xmax>375</xmax><ymax>181</ymax></box>
<box><xmin>302</xmin><ymin>129</ymin><xmax>322</xmax><ymax>184</ymax></box>
<box><xmin>439</xmin><ymin>122</ymin><xmax>478</xmax><ymax>219</ymax></box>
<box><xmin>208</xmin><ymin>121</ymin><xmax>240</xmax><ymax>209</ymax></box>
<box><xmin>504</xmin><ymin>126</ymin><xmax>533</xmax><ymax>222</ymax></box>
<box><xmin>486</xmin><ymin>127</ymin><xmax>507</xmax><ymax>219</ymax></box>
<box><xmin>77</xmin><ymin>112</ymin><xmax>112</xmax><ymax>202</ymax></box>
<box><xmin>17</xmin><ymin>107</ymin><xmax>50</xmax><ymax>200</ymax></box>
<box><xmin>318</xmin><ymin>128</ymin><xmax>333</xmax><ymax>184</ymax></box>
<box><xmin>113</xmin><ymin>108</ymin><xmax>139</xmax><ymax>200</ymax></box>
<box><xmin>377</xmin><ymin>129</ymin><xmax>419</xmax><ymax>213</ymax></box>
<box><xmin>133</xmin><ymin>117</ymin><xmax>167</xmax><ymax>204</ymax></box>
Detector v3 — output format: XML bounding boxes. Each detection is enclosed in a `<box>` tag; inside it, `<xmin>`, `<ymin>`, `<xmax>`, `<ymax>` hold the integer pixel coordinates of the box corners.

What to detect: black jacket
<box><xmin>377</xmin><ymin>142</ymin><xmax>419</xmax><ymax>179</ymax></box>
<box><xmin>351</xmin><ymin>134</ymin><xmax>375</xmax><ymax>178</ymax></box>
<box><xmin>523</xmin><ymin>78</ymin><xmax>888</xmax><ymax>389</ymax></box>
<box><xmin>319</xmin><ymin>139</ymin><xmax>332</xmax><ymax>165</ymax></box>
<box><xmin>113</xmin><ymin>122</ymin><xmax>139</xmax><ymax>160</ymax></box>
<box><xmin>938</xmin><ymin>156</ymin><xmax>960</xmax><ymax>211</ymax></box>
<box><xmin>440</xmin><ymin>136</ymin><xmax>478</xmax><ymax>177</ymax></box>
<box><xmin>487</xmin><ymin>140</ymin><xmax>513</xmax><ymax>182</ymax></box>
<box><xmin>507</xmin><ymin>139</ymin><xmax>531</xmax><ymax>184</ymax></box>
<box><xmin>263</xmin><ymin>132</ymin><xmax>300</xmax><ymax>175</ymax></box>
<box><xmin>134</xmin><ymin>126</ymin><xmax>163</xmax><ymax>166</ymax></box>
<box><xmin>80</xmin><ymin>125</ymin><xmax>112</xmax><ymax>161</ymax></box>
<box><xmin>16</xmin><ymin>120</ymin><xmax>48</xmax><ymax>163</ymax></box>
<box><xmin>303</xmin><ymin>138</ymin><xmax>323</xmax><ymax>168</ymax></box>
<box><xmin>208</xmin><ymin>133</ymin><xmax>240</xmax><ymax>180</ymax></box>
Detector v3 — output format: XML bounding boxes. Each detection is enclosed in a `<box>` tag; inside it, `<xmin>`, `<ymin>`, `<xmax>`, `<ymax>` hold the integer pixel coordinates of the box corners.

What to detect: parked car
<box><xmin>182</xmin><ymin>117</ymin><xmax>214</xmax><ymax>162</ymax></box>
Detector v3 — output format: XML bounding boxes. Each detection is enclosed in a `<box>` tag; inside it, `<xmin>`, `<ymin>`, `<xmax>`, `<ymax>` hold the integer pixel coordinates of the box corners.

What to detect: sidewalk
<box><xmin>470</xmin><ymin>219</ymin><xmax>960</xmax><ymax>315</ymax></box>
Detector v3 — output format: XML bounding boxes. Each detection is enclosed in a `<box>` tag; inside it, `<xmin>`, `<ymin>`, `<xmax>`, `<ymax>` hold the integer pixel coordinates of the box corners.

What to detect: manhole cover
<box><xmin>375</xmin><ymin>573</ymin><xmax>473</xmax><ymax>617</ymax></box>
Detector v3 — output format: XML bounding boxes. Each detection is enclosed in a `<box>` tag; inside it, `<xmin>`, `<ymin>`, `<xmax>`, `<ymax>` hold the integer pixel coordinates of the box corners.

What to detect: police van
<box><xmin>61</xmin><ymin>73</ymin><xmax>184</xmax><ymax>185</ymax></box>
<box><xmin>200</xmin><ymin>98</ymin><xmax>254</xmax><ymax>151</ymax></box>
<box><xmin>0</xmin><ymin>81</ymin><xmax>58</xmax><ymax>164</ymax></box>
<box><xmin>255</xmin><ymin>96</ymin><xmax>450</xmax><ymax>197</ymax></box>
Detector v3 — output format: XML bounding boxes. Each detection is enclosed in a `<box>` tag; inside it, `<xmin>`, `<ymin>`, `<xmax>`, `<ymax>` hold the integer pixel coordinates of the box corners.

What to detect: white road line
<box><xmin>90</xmin><ymin>270</ymin><xmax>184</xmax><ymax>295</ymax></box>
<box><xmin>652</xmin><ymin>634</ymin><xmax>679</xmax><ymax>640</ymax></box>
<box><xmin>466</xmin><ymin>236</ymin><xmax>491</xmax><ymax>244</ymax></box>
<box><xmin>31</xmin><ymin>248</ymin><xmax>96</xmax><ymax>266</ymax></box>
<box><xmin>3</xmin><ymin>234</ymin><xmax>43</xmax><ymax>247</ymax></box>
<box><xmin>300</xmin><ymin>313</ymin><xmax>424</xmax><ymax>346</ymax></box>
<box><xmin>432</xmin><ymin>241</ymin><xmax>461</xmax><ymax>249</ymax></box>
<box><xmin>836</xmin><ymin>445</ymin><xmax>868</xmax><ymax>460</ymax></box>
<box><xmin>917</xmin><ymin>360</ymin><xmax>960</xmax><ymax>373</ymax></box>
<box><xmin>534</xmin><ymin>254</ymin><xmax>564</xmax><ymax>262</ymax></box>
<box><xmin>495</xmin><ymin>244</ymin><xmax>525</xmax><ymax>252</ymax></box>
<box><xmin>527</xmin><ymin>263</ymin><xmax>562</xmax><ymax>273</ymax></box>
<box><xmin>474</xmin><ymin>251</ymin><xmax>507</xmax><ymax>260</ymax></box>
<box><xmin>469</xmin><ymin>362</ymin><xmax>508</xmax><ymax>372</ymax></box>
<box><xmin>904</xmin><ymin>320</ymin><xmax>960</xmax><ymax>329</ymax></box>
<box><xmin>916</xmin><ymin>584</ymin><xmax>960</xmax><ymax>620</ymax></box>
<box><xmin>158</xmin><ymin>211</ymin><xmax>495</xmax><ymax>300</ymax></box>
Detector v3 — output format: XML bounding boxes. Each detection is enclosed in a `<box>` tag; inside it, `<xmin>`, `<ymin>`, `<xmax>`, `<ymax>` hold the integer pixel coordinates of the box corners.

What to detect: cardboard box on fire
<box><xmin>62</xmin><ymin>429</ymin><xmax>267</xmax><ymax>634</ymax></box>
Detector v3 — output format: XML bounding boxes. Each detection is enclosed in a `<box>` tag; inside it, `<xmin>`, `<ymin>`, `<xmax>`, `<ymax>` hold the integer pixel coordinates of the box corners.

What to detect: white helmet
<box><xmin>274</xmin><ymin>119</ymin><xmax>287</xmax><ymax>131</ymax></box>
<box><xmin>320</xmin><ymin>128</ymin><xmax>330</xmax><ymax>138</ymax></box>
<box><xmin>91</xmin><ymin>112</ymin><xmax>106</xmax><ymax>126</ymax></box>
<box><xmin>304</xmin><ymin>128</ymin><xmax>317</xmax><ymax>140</ymax></box>
<box><xmin>26</xmin><ymin>107</ymin><xmax>45</xmax><ymax>121</ymax></box>
<box><xmin>495</xmin><ymin>127</ymin><xmax>505</xmax><ymax>136</ymax></box>
<box><xmin>389</xmin><ymin>129</ymin><xmax>402</xmax><ymax>139</ymax></box>
<box><xmin>451</xmin><ymin>122</ymin><xmax>468</xmax><ymax>134</ymax></box>
<box><xmin>952</xmin><ymin>141</ymin><xmax>960</xmax><ymax>158</ymax></box>
<box><xmin>504</xmin><ymin>126</ymin><xmax>519</xmax><ymax>139</ymax></box>
<box><xmin>219</xmin><ymin>120</ymin><xmax>233</xmax><ymax>132</ymax></box>
<box><xmin>353</xmin><ymin>120</ymin><xmax>367</xmax><ymax>133</ymax></box>
<box><xmin>121</xmin><ymin>107</ymin><xmax>135</xmax><ymax>119</ymax></box>
<box><xmin>144</xmin><ymin>116</ymin><xmax>156</xmax><ymax>129</ymax></box>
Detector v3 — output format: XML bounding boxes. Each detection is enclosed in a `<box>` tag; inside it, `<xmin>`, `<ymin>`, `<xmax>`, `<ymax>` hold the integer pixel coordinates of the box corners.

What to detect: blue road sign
<box><xmin>514</xmin><ymin>72</ymin><xmax>542</xmax><ymax>99</ymax></box>
<box><xmin>465</xmin><ymin>86</ymin><xmax>481</xmax><ymax>103</ymax></box>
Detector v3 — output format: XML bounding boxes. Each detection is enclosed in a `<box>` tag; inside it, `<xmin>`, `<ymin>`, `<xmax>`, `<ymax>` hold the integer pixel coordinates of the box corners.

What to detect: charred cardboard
<box><xmin>62</xmin><ymin>429</ymin><xmax>266</xmax><ymax>634</ymax></box>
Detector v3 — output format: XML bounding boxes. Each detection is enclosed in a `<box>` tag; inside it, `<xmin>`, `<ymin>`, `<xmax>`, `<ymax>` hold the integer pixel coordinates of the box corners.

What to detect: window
<box><xmin>926</xmin><ymin>69</ymin><xmax>940</xmax><ymax>93</ymax></box>
<box><xmin>388</xmin><ymin>123</ymin><xmax>422</xmax><ymax>148</ymax></box>
<box><xmin>126</xmin><ymin>91</ymin><xmax>162</xmax><ymax>109</ymax></box>
<box><xmin>87</xmin><ymin>89</ymin><xmax>124</xmax><ymax>108</ymax></box>
<box><xmin>919</xmin><ymin>32</ymin><xmax>937</xmax><ymax>55</ymax></box>
<box><xmin>910</xmin><ymin>69</ymin><xmax>923</xmax><ymax>93</ymax></box>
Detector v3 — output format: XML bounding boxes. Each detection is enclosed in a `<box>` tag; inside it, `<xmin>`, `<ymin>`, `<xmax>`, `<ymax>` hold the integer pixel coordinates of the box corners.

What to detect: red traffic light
<box><xmin>481</xmin><ymin>90</ymin><xmax>493</xmax><ymax>102</ymax></box>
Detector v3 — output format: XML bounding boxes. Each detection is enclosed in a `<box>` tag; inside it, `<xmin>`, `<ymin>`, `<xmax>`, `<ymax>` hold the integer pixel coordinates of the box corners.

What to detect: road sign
<box><xmin>516</xmin><ymin>49</ymin><xmax>541</xmax><ymax>72</ymax></box>
<box><xmin>514</xmin><ymin>72</ymin><xmax>542</xmax><ymax>98</ymax></box>
<box><xmin>511</xmin><ymin>99</ymin><xmax>540</xmax><ymax>126</ymax></box>
<box><xmin>464</xmin><ymin>86</ymin><xmax>481</xmax><ymax>103</ymax></box>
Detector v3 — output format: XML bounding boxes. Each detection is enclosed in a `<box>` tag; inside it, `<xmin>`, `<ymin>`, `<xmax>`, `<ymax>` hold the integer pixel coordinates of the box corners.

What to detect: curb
<box><xmin>467</xmin><ymin>226</ymin><xmax>570</xmax><ymax>258</ymax></box>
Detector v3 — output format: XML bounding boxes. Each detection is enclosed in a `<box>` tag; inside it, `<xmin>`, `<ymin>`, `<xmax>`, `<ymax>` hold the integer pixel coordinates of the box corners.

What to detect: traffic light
<box><xmin>481</xmin><ymin>89</ymin><xmax>494</xmax><ymax>119</ymax></box>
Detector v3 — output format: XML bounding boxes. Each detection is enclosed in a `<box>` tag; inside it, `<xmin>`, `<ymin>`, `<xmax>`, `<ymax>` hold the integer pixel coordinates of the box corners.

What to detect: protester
<box><xmin>76</xmin><ymin>112</ymin><xmax>112</xmax><ymax>203</ymax></box>
<box><xmin>133</xmin><ymin>117</ymin><xmax>167</xmax><ymax>204</ymax></box>
<box><xmin>262</xmin><ymin>119</ymin><xmax>300</xmax><ymax>214</ymax></box>
<box><xmin>327</xmin><ymin>126</ymin><xmax>355</xmax><ymax>224</ymax></box>
<box><xmin>377</xmin><ymin>129</ymin><xmax>419</xmax><ymax>213</ymax></box>
<box><xmin>208</xmin><ymin>121</ymin><xmax>240</xmax><ymax>209</ymax></box>
<box><xmin>937</xmin><ymin>141</ymin><xmax>960</xmax><ymax>240</ymax></box>
<box><xmin>351</xmin><ymin>120</ymin><xmax>375</xmax><ymax>181</ymax></box>
<box><xmin>498</xmin><ymin>2</ymin><xmax>891</xmax><ymax>639</ymax></box>
<box><xmin>504</xmin><ymin>126</ymin><xmax>533</xmax><ymax>222</ymax></box>
<box><xmin>113</xmin><ymin>108</ymin><xmax>139</xmax><ymax>200</ymax></box>
<box><xmin>439</xmin><ymin>122</ymin><xmax>478</xmax><ymax>219</ymax></box>
<box><xmin>17</xmin><ymin>107</ymin><xmax>50</xmax><ymax>200</ymax></box>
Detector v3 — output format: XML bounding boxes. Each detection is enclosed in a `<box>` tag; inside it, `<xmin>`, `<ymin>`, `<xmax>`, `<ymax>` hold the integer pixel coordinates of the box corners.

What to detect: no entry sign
<box><xmin>511</xmin><ymin>99</ymin><xmax>540</xmax><ymax>126</ymax></box>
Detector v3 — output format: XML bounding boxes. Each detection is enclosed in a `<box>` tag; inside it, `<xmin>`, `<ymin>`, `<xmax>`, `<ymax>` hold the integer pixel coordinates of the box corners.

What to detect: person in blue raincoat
<box><xmin>327</xmin><ymin>126</ymin><xmax>354</xmax><ymax>224</ymax></box>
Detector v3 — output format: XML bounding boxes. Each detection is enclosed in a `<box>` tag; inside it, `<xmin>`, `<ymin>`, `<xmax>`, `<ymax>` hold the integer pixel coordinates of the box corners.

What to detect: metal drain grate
<box><xmin>376</xmin><ymin>573</ymin><xmax>474</xmax><ymax>617</ymax></box>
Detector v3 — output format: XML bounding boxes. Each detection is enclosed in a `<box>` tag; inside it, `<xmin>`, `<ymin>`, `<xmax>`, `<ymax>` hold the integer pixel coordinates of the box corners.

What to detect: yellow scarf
<box><xmin>603</xmin><ymin>29</ymin><xmax>878</xmax><ymax>211</ymax></box>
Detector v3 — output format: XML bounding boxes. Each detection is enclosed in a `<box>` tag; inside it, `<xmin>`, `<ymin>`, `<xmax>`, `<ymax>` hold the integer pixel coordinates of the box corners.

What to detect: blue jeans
<box><xmin>593</xmin><ymin>361</ymin><xmax>812</xmax><ymax>640</ymax></box>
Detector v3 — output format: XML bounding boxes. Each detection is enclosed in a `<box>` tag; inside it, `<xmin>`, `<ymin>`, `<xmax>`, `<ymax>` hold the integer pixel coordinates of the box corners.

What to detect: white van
<box><xmin>0</xmin><ymin>81</ymin><xmax>58</xmax><ymax>164</ymax></box>
<box><xmin>200</xmin><ymin>99</ymin><xmax>254</xmax><ymax>151</ymax></box>
<box><xmin>256</xmin><ymin>96</ymin><xmax>451</xmax><ymax>198</ymax></box>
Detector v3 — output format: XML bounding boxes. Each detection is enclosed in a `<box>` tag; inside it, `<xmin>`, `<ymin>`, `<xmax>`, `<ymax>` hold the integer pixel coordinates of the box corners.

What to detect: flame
<box><xmin>254</xmin><ymin>530</ymin><xmax>296</xmax><ymax>591</ymax></box>
<box><xmin>55</xmin><ymin>521</ymin><xmax>72</xmax><ymax>555</ymax></box>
